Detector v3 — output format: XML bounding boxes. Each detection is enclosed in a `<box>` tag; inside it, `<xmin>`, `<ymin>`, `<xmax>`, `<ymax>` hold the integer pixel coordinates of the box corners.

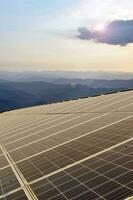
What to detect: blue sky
<box><xmin>0</xmin><ymin>0</ymin><xmax>133</xmax><ymax>72</ymax></box>
<box><xmin>0</xmin><ymin>0</ymin><xmax>78</xmax><ymax>32</ymax></box>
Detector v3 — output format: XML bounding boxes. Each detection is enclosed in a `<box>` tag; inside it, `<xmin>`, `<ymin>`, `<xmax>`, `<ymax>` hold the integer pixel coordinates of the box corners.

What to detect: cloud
<box><xmin>77</xmin><ymin>20</ymin><xmax>133</xmax><ymax>45</ymax></box>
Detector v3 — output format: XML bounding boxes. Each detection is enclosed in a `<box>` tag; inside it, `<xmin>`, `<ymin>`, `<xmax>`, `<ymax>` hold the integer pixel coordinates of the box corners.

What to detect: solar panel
<box><xmin>0</xmin><ymin>167</ymin><xmax>21</xmax><ymax>197</ymax></box>
<box><xmin>0</xmin><ymin>90</ymin><xmax>133</xmax><ymax>200</ymax></box>
<box><xmin>0</xmin><ymin>190</ymin><xmax>28</xmax><ymax>200</ymax></box>
<box><xmin>29</xmin><ymin>140</ymin><xmax>133</xmax><ymax>200</ymax></box>
<box><xmin>0</xmin><ymin>154</ymin><xmax>9</xmax><ymax>169</ymax></box>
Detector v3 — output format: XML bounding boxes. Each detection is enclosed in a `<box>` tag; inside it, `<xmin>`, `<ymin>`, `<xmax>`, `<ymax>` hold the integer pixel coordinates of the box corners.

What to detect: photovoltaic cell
<box><xmin>6</xmin><ymin>112</ymin><xmax>133</xmax><ymax>163</ymax></box>
<box><xmin>14</xmin><ymin>116</ymin><xmax>133</xmax><ymax>183</ymax></box>
<box><xmin>0</xmin><ymin>90</ymin><xmax>133</xmax><ymax>200</ymax></box>
<box><xmin>0</xmin><ymin>167</ymin><xmax>21</xmax><ymax>197</ymax></box>
<box><xmin>30</xmin><ymin>141</ymin><xmax>133</xmax><ymax>200</ymax></box>
<box><xmin>0</xmin><ymin>155</ymin><xmax>9</xmax><ymax>169</ymax></box>
<box><xmin>0</xmin><ymin>190</ymin><xmax>28</xmax><ymax>200</ymax></box>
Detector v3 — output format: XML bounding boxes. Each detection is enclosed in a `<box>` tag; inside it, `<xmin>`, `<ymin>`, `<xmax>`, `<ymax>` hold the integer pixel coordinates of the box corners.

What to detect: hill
<box><xmin>0</xmin><ymin>81</ymin><xmax>124</xmax><ymax>112</ymax></box>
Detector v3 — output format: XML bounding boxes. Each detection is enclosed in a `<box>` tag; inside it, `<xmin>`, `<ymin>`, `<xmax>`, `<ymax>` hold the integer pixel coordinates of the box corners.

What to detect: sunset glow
<box><xmin>0</xmin><ymin>0</ymin><xmax>133</xmax><ymax>72</ymax></box>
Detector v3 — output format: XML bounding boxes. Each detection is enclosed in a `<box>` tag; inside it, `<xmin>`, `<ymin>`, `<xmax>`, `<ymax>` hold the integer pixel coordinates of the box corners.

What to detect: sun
<box><xmin>94</xmin><ymin>23</ymin><xmax>106</xmax><ymax>32</ymax></box>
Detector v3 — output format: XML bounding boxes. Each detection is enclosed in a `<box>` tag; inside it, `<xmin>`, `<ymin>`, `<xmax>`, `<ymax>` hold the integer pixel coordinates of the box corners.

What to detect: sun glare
<box><xmin>94</xmin><ymin>23</ymin><xmax>106</xmax><ymax>32</ymax></box>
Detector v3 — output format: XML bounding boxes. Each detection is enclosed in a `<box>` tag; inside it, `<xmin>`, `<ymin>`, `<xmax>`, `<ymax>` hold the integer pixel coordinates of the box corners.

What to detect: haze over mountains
<box><xmin>0</xmin><ymin>70</ymin><xmax>133</xmax><ymax>81</ymax></box>
<box><xmin>0</xmin><ymin>70</ymin><xmax>133</xmax><ymax>112</ymax></box>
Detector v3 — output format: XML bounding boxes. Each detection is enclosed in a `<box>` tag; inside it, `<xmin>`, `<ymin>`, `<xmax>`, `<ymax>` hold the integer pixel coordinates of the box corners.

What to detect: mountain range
<box><xmin>0</xmin><ymin>70</ymin><xmax>133</xmax><ymax>81</ymax></box>
<box><xmin>0</xmin><ymin>71</ymin><xmax>133</xmax><ymax>112</ymax></box>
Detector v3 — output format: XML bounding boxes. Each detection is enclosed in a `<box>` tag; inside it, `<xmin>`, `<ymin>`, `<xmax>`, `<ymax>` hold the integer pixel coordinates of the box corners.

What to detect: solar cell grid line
<box><xmin>2</xmin><ymin>99</ymin><xmax>67</xmax><ymax>115</ymax></box>
<box><xmin>9</xmin><ymin>114</ymin><xmax>133</xmax><ymax>161</ymax></box>
<box><xmin>70</xmin><ymin>90</ymin><xmax>133</xmax><ymax>111</ymax></box>
<box><xmin>0</xmin><ymin>188</ymin><xmax>22</xmax><ymax>200</ymax></box>
<box><xmin>0</xmin><ymin>90</ymin><xmax>133</xmax><ymax>200</ymax></box>
<box><xmin>7</xmin><ymin>91</ymin><xmax>131</xmax><ymax>114</ymax></box>
<box><xmin>81</xmin><ymin>156</ymin><xmax>132</xmax><ymax>183</ymax></box>
<box><xmin>84</xmin><ymin>157</ymin><xmax>133</xmax><ymax>199</ymax></box>
<box><xmin>1</xmin><ymin>113</ymin><xmax>103</xmax><ymax>147</ymax></box>
<box><xmin>0</xmin><ymin>114</ymin><xmax>92</xmax><ymax>141</ymax></box>
<box><xmin>2</xmin><ymin>113</ymin><xmax>108</xmax><ymax>151</ymax></box>
<box><xmin>0</xmin><ymin>166</ymin><xmax>21</xmax><ymax>198</ymax></box>
<box><xmin>0</xmin><ymin>113</ymin><xmax>75</xmax><ymax>141</ymax></box>
<box><xmin>27</xmin><ymin>156</ymin><xmax>70</xmax><ymax>200</ymax></box>
<box><xmin>28</xmin><ymin>96</ymin><xmax>87</xmax><ymax>111</ymax></box>
<box><xmin>30</xmin><ymin>91</ymin><xmax>130</xmax><ymax>114</ymax></box>
<box><xmin>0</xmin><ymin>189</ymin><xmax>28</xmax><ymax>200</ymax></box>
<box><xmin>56</xmin><ymin>91</ymin><xmax>132</xmax><ymax>114</ymax></box>
<box><xmin>29</xmin><ymin>141</ymin><xmax>133</xmax><ymax>199</ymax></box>
<box><xmin>0</xmin><ymin>115</ymin><xmax>43</xmax><ymax>128</ymax></box>
<box><xmin>1</xmin><ymin>113</ymin><xmax>54</xmax><ymax>128</ymax></box>
<box><xmin>58</xmin><ymin>169</ymin><xmax>114</xmax><ymax>200</ymax></box>
<box><xmin>14</xmin><ymin>131</ymin><xmax>128</xmax><ymax>184</ymax></box>
<box><xmin>0</xmin><ymin>180</ymin><xmax>5</xmax><ymax>199</ymax></box>
<box><xmin>30</xmin><ymin>155</ymin><xmax>103</xmax><ymax>200</ymax></box>
<box><xmin>0</xmin><ymin>117</ymin><xmax>30</xmax><ymax>132</ymax></box>
<box><xmin>0</xmin><ymin>145</ymin><xmax>38</xmax><ymax>200</ymax></box>
<box><xmin>0</xmin><ymin>114</ymin><xmax>54</xmax><ymax>136</ymax></box>
<box><xmin>3</xmin><ymin>91</ymin><xmax>133</xmax><ymax>147</ymax></box>
<box><xmin>118</xmin><ymin>102</ymin><xmax>133</xmax><ymax>113</ymax></box>
<box><xmin>4</xmin><ymin>99</ymin><xmax>57</xmax><ymax>115</ymax></box>
<box><xmin>73</xmin><ymin>94</ymin><xmax>133</xmax><ymax>113</ymax></box>
<box><xmin>42</xmin><ymin>148</ymin><xmax>107</xmax><ymax>200</ymax></box>
<box><xmin>0</xmin><ymin>114</ymin><xmax>40</xmax><ymax>128</ymax></box>
<box><xmin>15</xmin><ymin>100</ymin><xmax>67</xmax><ymax>113</ymax></box>
<box><xmin>57</xmin><ymin>94</ymin><xmax>133</xmax><ymax>113</ymax></box>
<box><xmin>0</xmin><ymin>115</ymin><xmax>43</xmax><ymax>135</ymax></box>
<box><xmin>3</xmin><ymin>90</ymin><xmax>125</xmax><ymax>136</ymax></box>
<box><xmin>7</xmin><ymin>94</ymin><xmax>87</xmax><ymax>115</ymax></box>
<box><xmin>93</xmin><ymin>96</ymin><xmax>133</xmax><ymax>113</ymax></box>
<box><xmin>0</xmin><ymin>147</ymin><xmax>3</xmax><ymax>155</ymax></box>
<box><xmin>11</xmin><ymin>95</ymin><xmax>98</xmax><ymax>114</ymax></box>
<box><xmin>0</xmin><ymin>154</ymin><xmax>9</xmax><ymax>169</ymax></box>
<box><xmin>0</xmin><ymin>166</ymin><xmax>10</xmax><ymax>172</ymax></box>
<box><xmin>39</xmin><ymin>94</ymin><xmax>106</xmax><ymax>113</ymax></box>
<box><xmin>0</xmin><ymin>92</ymin><xmax>109</xmax><ymax>136</ymax></box>
<box><xmin>3</xmin><ymin>96</ymin><xmax>133</xmax><ymax>148</ymax></box>
<box><xmin>25</xmin><ymin>94</ymin><xmax>97</xmax><ymax>115</ymax></box>
<box><xmin>23</xmin><ymin>99</ymin><xmax>77</xmax><ymax>114</ymax></box>
<box><xmin>0</xmin><ymin>111</ymin><xmax>117</xmax><ymax>152</ymax></box>
<box><xmin>26</xmin><ymin>137</ymin><xmax>133</xmax><ymax>187</ymax></box>
<box><xmin>0</xmin><ymin>113</ymin><xmax>27</xmax><ymax>122</ymax></box>
<box><xmin>6</xmin><ymin>114</ymin><xmax>131</xmax><ymax>164</ymax></box>
<box><xmin>47</xmin><ymin>94</ymin><xmax>110</xmax><ymax>114</ymax></box>
<box><xmin>0</xmin><ymin>115</ymin><xmax>66</xmax><ymax>142</ymax></box>
<box><xmin>29</xmin><ymin>140</ymin><xmax>133</xmax><ymax>200</ymax></box>
<box><xmin>0</xmin><ymin>90</ymin><xmax>130</xmax><ymax>133</ymax></box>
<box><xmin>41</xmin><ymin>96</ymin><xmax>92</xmax><ymax>112</ymax></box>
<box><xmin>14</xmin><ymin>133</ymin><xmax>132</xmax><ymax>184</ymax></box>
<box><xmin>0</xmin><ymin>115</ymin><xmax>72</xmax><ymax>139</ymax></box>
<box><xmin>9</xmin><ymin>90</ymin><xmax>131</xmax><ymax>115</ymax></box>
<box><xmin>0</xmin><ymin>114</ymin><xmax>68</xmax><ymax>139</ymax></box>
<box><xmin>3</xmin><ymin>112</ymin><xmax>108</xmax><ymax>149</ymax></box>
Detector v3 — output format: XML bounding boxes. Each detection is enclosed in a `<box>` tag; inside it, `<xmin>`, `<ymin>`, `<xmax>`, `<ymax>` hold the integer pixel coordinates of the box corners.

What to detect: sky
<box><xmin>0</xmin><ymin>0</ymin><xmax>133</xmax><ymax>72</ymax></box>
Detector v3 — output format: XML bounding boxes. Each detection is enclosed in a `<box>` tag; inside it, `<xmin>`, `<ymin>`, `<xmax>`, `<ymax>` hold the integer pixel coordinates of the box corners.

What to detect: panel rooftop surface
<box><xmin>0</xmin><ymin>90</ymin><xmax>133</xmax><ymax>200</ymax></box>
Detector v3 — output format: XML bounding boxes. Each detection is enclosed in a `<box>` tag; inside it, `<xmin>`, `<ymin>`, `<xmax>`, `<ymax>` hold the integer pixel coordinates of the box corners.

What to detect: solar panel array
<box><xmin>0</xmin><ymin>90</ymin><xmax>133</xmax><ymax>200</ymax></box>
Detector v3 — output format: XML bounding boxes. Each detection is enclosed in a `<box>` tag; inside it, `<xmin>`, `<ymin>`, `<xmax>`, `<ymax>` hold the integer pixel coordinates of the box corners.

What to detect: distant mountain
<box><xmin>0</xmin><ymin>81</ymin><xmax>125</xmax><ymax>112</ymax></box>
<box><xmin>0</xmin><ymin>71</ymin><xmax>132</xmax><ymax>112</ymax></box>
<box><xmin>0</xmin><ymin>70</ymin><xmax>133</xmax><ymax>82</ymax></box>
<box><xmin>53</xmin><ymin>78</ymin><xmax>133</xmax><ymax>89</ymax></box>
<box><xmin>0</xmin><ymin>82</ymin><xmax>37</xmax><ymax>112</ymax></box>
